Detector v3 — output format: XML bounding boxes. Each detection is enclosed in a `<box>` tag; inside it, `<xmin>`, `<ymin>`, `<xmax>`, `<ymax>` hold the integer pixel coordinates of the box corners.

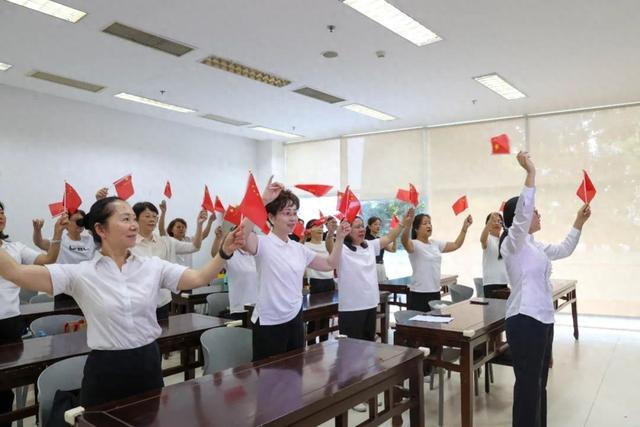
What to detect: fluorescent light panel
<box><xmin>343</xmin><ymin>103</ymin><xmax>396</xmax><ymax>121</ymax></box>
<box><xmin>4</xmin><ymin>0</ymin><xmax>86</xmax><ymax>23</ymax></box>
<box><xmin>114</xmin><ymin>92</ymin><xmax>195</xmax><ymax>113</ymax></box>
<box><xmin>250</xmin><ymin>126</ymin><xmax>302</xmax><ymax>139</ymax></box>
<box><xmin>201</xmin><ymin>55</ymin><xmax>291</xmax><ymax>88</ymax></box>
<box><xmin>0</xmin><ymin>62</ymin><xmax>12</xmax><ymax>71</ymax></box>
<box><xmin>474</xmin><ymin>73</ymin><xmax>526</xmax><ymax>100</ymax></box>
<box><xmin>343</xmin><ymin>0</ymin><xmax>441</xmax><ymax>47</ymax></box>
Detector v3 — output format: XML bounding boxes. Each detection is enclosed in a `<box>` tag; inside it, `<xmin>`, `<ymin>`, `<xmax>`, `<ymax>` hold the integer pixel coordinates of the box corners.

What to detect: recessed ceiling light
<box><xmin>4</xmin><ymin>0</ymin><xmax>87</xmax><ymax>23</ymax></box>
<box><xmin>343</xmin><ymin>103</ymin><xmax>396</xmax><ymax>121</ymax></box>
<box><xmin>114</xmin><ymin>92</ymin><xmax>195</xmax><ymax>113</ymax></box>
<box><xmin>201</xmin><ymin>55</ymin><xmax>291</xmax><ymax>88</ymax></box>
<box><xmin>322</xmin><ymin>51</ymin><xmax>338</xmax><ymax>58</ymax></box>
<box><xmin>342</xmin><ymin>0</ymin><xmax>441</xmax><ymax>47</ymax></box>
<box><xmin>293</xmin><ymin>87</ymin><xmax>345</xmax><ymax>104</ymax></box>
<box><xmin>29</xmin><ymin>71</ymin><xmax>105</xmax><ymax>92</ymax></box>
<box><xmin>103</xmin><ymin>23</ymin><xmax>194</xmax><ymax>57</ymax></box>
<box><xmin>201</xmin><ymin>114</ymin><xmax>250</xmax><ymax>127</ymax></box>
<box><xmin>250</xmin><ymin>126</ymin><xmax>302</xmax><ymax>139</ymax></box>
<box><xmin>0</xmin><ymin>62</ymin><xmax>12</xmax><ymax>71</ymax></box>
<box><xmin>473</xmin><ymin>73</ymin><xmax>526</xmax><ymax>100</ymax></box>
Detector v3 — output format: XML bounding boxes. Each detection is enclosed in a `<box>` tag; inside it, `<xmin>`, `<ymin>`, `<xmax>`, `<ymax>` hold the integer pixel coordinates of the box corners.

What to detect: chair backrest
<box><xmin>473</xmin><ymin>278</ymin><xmax>484</xmax><ymax>298</ymax></box>
<box><xmin>393</xmin><ymin>310</ymin><xmax>424</xmax><ymax>324</ymax></box>
<box><xmin>199</xmin><ymin>327</ymin><xmax>252</xmax><ymax>375</ymax></box>
<box><xmin>428</xmin><ymin>300</ymin><xmax>453</xmax><ymax>311</ymax></box>
<box><xmin>37</xmin><ymin>355</ymin><xmax>87</xmax><ymax>426</ymax></box>
<box><xmin>30</xmin><ymin>315</ymin><xmax>85</xmax><ymax>336</ymax></box>
<box><xmin>20</xmin><ymin>288</ymin><xmax>38</xmax><ymax>304</ymax></box>
<box><xmin>206</xmin><ymin>293</ymin><xmax>230</xmax><ymax>317</ymax></box>
<box><xmin>29</xmin><ymin>293</ymin><xmax>53</xmax><ymax>304</ymax></box>
<box><xmin>449</xmin><ymin>284</ymin><xmax>474</xmax><ymax>303</ymax></box>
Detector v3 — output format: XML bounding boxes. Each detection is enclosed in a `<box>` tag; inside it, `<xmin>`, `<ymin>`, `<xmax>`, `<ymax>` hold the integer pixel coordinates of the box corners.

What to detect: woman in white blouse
<box><xmin>480</xmin><ymin>212</ymin><xmax>509</xmax><ymax>298</ymax></box>
<box><xmin>401</xmin><ymin>211</ymin><xmax>473</xmax><ymax>311</ymax></box>
<box><xmin>500</xmin><ymin>152</ymin><xmax>590</xmax><ymax>427</ymax></box>
<box><xmin>0</xmin><ymin>196</ymin><xmax>243</xmax><ymax>408</ymax></box>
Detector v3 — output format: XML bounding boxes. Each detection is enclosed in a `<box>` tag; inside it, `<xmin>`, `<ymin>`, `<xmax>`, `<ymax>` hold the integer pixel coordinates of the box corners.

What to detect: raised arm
<box><xmin>0</xmin><ymin>248</ymin><xmax>54</xmax><ymax>293</ymax></box>
<box><xmin>308</xmin><ymin>221</ymin><xmax>350</xmax><ymax>271</ymax></box>
<box><xmin>158</xmin><ymin>200</ymin><xmax>167</xmax><ymax>236</ymax></box>
<box><xmin>443</xmin><ymin>215</ymin><xmax>473</xmax><ymax>253</ymax></box>
<box><xmin>386</xmin><ymin>240</ymin><xmax>397</xmax><ymax>253</ymax></box>
<box><xmin>381</xmin><ymin>208</ymin><xmax>413</xmax><ymax>248</ymax></box>
<box><xmin>210</xmin><ymin>226</ymin><xmax>224</xmax><ymax>258</ymax></box>
<box><xmin>33</xmin><ymin>214</ymin><xmax>68</xmax><ymax>265</ymax></box>
<box><xmin>32</xmin><ymin>218</ymin><xmax>50</xmax><ymax>251</ymax></box>
<box><xmin>178</xmin><ymin>226</ymin><xmax>244</xmax><ymax>290</ymax></box>
<box><xmin>480</xmin><ymin>213</ymin><xmax>500</xmax><ymax>250</ymax></box>
<box><xmin>190</xmin><ymin>210</ymin><xmax>208</xmax><ymax>250</ymax></box>
<box><xmin>242</xmin><ymin>175</ymin><xmax>283</xmax><ymax>255</ymax></box>
<box><xmin>401</xmin><ymin>209</ymin><xmax>416</xmax><ymax>253</ymax></box>
<box><xmin>502</xmin><ymin>151</ymin><xmax>537</xmax><ymax>256</ymax></box>
<box><xmin>542</xmin><ymin>205</ymin><xmax>590</xmax><ymax>260</ymax></box>
<box><xmin>201</xmin><ymin>212</ymin><xmax>216</xmax><ymax>240</ymax></box>
<box><xmin>324</xmin><ymin>219</ymin><xmax>337</xmax><ymax>253</ymax></box>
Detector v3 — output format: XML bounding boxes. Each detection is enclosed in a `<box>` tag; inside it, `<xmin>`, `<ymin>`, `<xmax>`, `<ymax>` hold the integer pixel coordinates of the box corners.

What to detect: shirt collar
<box><xmin>267</xmin><ymin>231</ymin><xmax>289</xmax><ymax>247</ymax></box>
<box><xmin>95</xmin><ymin>249</ymin><xmax>139</xmax><ymax>266</ymax></box>
<box><xmin>136</xmin><ymin>233</ymin><xmax>158</xmax><ymax>244</ymax></box>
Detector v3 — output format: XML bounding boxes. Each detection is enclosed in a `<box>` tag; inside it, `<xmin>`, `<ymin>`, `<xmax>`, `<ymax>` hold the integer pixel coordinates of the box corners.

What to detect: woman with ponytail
<box><xmin>500</xmin><ymin>151</ymin><xmax>591</xmax><ymax>427</ymax></box>
<box><xmin>364</xmin><ymin>216</ymin><xmax>396</xmax><ymax>282</ymax></box>
<box><xmin>480</xmin><ymin>212</ymin><xmax>509</xmax><ymax>298</ymax></box>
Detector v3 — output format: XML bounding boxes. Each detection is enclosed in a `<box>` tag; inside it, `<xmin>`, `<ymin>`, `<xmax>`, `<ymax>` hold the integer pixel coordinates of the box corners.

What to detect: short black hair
<box><xmin>167</xmin><ymin>218</ymin><xmax>187</xmax><ymax>237</ymax></box>
<box><xmin>132</xmin><ymin>202</ymin><xmax>159</xmax><ymax>219</ymax></box>
<box><xmin>411</xmin><ymin>213</ymin><xmax>431</xmax><ymax>240</ymax></box>
<box><xmin>498</xmin><ymin>197</ymin><xmax>519</xmax><ymax>259</ymax></box>
<box><xmin>265</xmin><ymin>190</ymin><xmax>299</xmax><ymax>217</ymax></box>
<box><xmin>0</xmin><ymin>201</ymin><xmax>8</xmax><ymax>240</ymax></box>
<box><xmin>84</xmin><ymin>197</ymin><xmax>124</xmax><ymax>245</ymax></box>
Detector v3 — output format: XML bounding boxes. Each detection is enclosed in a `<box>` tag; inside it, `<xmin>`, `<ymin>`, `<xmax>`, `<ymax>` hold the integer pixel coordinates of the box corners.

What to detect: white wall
<box><xmin>0</xmin><ymin>84</ymin><xmax>258</xmax><ymax>268</ymax></box>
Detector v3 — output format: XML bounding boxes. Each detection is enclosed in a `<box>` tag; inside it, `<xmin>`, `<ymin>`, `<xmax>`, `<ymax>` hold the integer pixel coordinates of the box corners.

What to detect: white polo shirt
<box><xmin>226</xmin><ymin>251</ymin><xmax>258</xmax><ymax>313</ymax></box>
<box><xmin>501</xmin><ymin>186</ymin><xmax>581</xmax><ymax>324</ymax></box>
<box><xmin>304</xmin><ymin>242</ymin><xmax>334</xmax><ymax>280</ymax></box>
<box><xmin>482</xmin><ymin>235</ymin><xmax>508</xmax><ymax>285</ymax></box>
<box><xmin>174</xmin><ymin>236</ymin><xmax>194</xmax><ymax>268</ymax></box>
<box><xmin>0</xmin><ymin>241</ymin><xmax>40</xmax><ymax>320</ymax></box>
<box><xmin>46</xmin><ymin>252</ymin><xmax>187</xmax><ymax>350</ymax></box>
<box><xmin>252</xmin><ymin>233</ymin><xmax>316</xmax><ymax>325</ymax></box>
<box><xmin>336</xmin><ymin>239</ymin><xmax>380</xmax><ymax>312</ymax></box>
<box><xmin>57</xmin><ymin>232</ymin><xmax>96</xmax><ymax>264</ymax></box>
<box><xmin>132</xmin><ymin>233</ymin><xmax>198</xmax><ymax>307</ymax></box>
<box><xmin>408</xmin><ymin>239</ymin><xmax>446</xmax><ymax>293</ymax></box>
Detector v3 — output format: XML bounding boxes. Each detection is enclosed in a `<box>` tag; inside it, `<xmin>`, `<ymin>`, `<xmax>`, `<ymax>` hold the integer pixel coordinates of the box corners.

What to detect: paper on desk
<box><xmin>408</xmin><ymin>315</ymin><xmax>454</xmax><ymax>323</ymax></box>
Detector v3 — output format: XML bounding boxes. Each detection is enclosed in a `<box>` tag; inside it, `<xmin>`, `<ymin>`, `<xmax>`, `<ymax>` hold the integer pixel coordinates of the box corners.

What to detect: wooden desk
<box><xmin>395</xmin><ymin>299</ymin><xmax>507</xmax><ymax>427</ymax></box>
<box><xmin>172</xmin><ymin>285</ymin><xmax>226</xmax><ymax>314</ymax></box>
<box><xmin>74</xmin><ymin>339</ymin><xmax>425</xmax><ymax>427</ymax></box>
<box><xmin>244</xmin><ymin>290</ymin><xmax>391</xmax><ymax>344</ymax></box>
<box><xmin>379</xmin><ymin>274</ymin><xmax>458</xmax><ymax>308</ymax></box>
<box><xmin>19</xmin><ymin>299</ymin><xmax>82</xmax><ymax>324</ymax></box>
<box><xmin>0</xmin><ymin>314</ymin><xmax>227</xmax><ymax>425</ymax></box>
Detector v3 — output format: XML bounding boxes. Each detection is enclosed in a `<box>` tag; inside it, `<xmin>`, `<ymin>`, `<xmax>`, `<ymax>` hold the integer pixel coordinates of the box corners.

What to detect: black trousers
<box><xmin>80</xmin><ymin>341</ymin><xmax>163</xmax><ymax>408</ymax></box>
<box><xmin>506</xmin><ymin>314</ymin><xmax>554</xmax><ymax>427</ymax></box>
<box><xmin>0</xmin><ymin>315</ymin><xmax>25</xmax><ymax>427</ymax></box>
<box><xmin>252</xmin><ymin>307</ymin><xmax>304</xmax><ymax>362</ymax></box>
<box><xmin>338</xmin><ymin>307</ymin><xmax>377</xmax><ymax>341</ymax></box>
<box><xmin>307</xmin><ymin>278</ymin><xmax>336</xmax><ymax>345</ymax></box>
<box><xmin>484</xmin><ymin>284</ymin><xmax>509</xmax><ymax>299</ymax></box>
<box><xmin>155</xmin><ymin>302</ymin><xmax>171</xmax><ymax>321</ymax></box>
<box><xmin>407</xmin><ymin>291</ymin><xmax>441</xmax><ymax>312</ymax></box>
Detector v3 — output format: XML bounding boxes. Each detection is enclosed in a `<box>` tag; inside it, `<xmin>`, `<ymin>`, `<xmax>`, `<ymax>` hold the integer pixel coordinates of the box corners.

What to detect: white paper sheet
<box><xmin>408</xmin><ymin>315</ymin><xmax>454</xmax><ymax>323</ymax></box>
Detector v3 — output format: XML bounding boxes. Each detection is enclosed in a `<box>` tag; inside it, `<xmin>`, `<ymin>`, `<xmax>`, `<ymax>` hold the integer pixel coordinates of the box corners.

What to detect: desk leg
<box><xmin>335</xmin><ymin>412</ymin><xmax>348</xmax><ymax>427</ymax></box>
<box><xmin>381</xmin><ymin>300</ymin><xmax>389</xmax><ymax>344</ymax></box>
<box><xmin>571</xmin><ymin>290</ymin><xmax>579</xmax><ymax>340</ymax></box>
<box><xmin>460</xmin><ymin>342</ymin><xmax>474</xmax><ymax>427</ymax></box>
<box><xmin>409</xmin><ymin>357</ymin><xmax>425</xmax><ymax>427</ymax></box>
<box><xmin>182</xmin><ymin>347</ymin><xmax>196</xmax><ymax>380</ymax></box>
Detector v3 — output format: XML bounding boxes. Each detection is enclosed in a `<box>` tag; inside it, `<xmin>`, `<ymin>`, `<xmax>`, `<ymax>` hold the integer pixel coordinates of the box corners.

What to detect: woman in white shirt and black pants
<box><xmin>0</xmin><ymin>196</ymin><xmax>243</xmax><ymax>409</ymax></box>
<box><xmin>500</xmin><ymin>152</ymin><xmax>590</xmax><ymax>427</ymax></box>
<box><xmin>240</xmin><ymin>178</ymin><xmax>348</xmax><ymax>362</ymax></box>
<box><xmin>401</xmin><ymin>211</ymin><xmax>473</xmax><ymax>311</ymax></box>
<box><xmin>480</xmin><ymin>212</ymin><xmax>509</xmax><ymax>298</ymax></box>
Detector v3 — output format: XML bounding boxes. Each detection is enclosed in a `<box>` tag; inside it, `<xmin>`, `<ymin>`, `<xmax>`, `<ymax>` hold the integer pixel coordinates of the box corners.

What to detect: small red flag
<box><xmin>499</xmin><ymin>201</ymin><xmax>506</xmax><ymax>212</ymax></box>
<box><xmin>223</xmin><ymin>205</ymin><xmax>242</xmax><ymax>226</ymax></box>
<box><xmin>576</xmin><ymin>170</ymin><xmax>596</xmax><ymax>204</ymax></box>
<box><xmin>292</xmin><ymin>221</ymin><xmax>305</xmax><ymax>240</ymax></box>
<box><xmin>491</xmin><ymin>134</ymin><xmax>510</xmax><ymax>155</ymax></box>
<box><xmin>239</xmin><ymin>172</ymin><xmax>269</xmax><ymax>234</ymax></box>
<box><xmin>339</xmin><ymin>187</ymin><xmax>361</xmax><ymax>223</ymax></box>
<box><xmin>334</xmin><ymin>212</ymin><xmax>345</xmax><ymax>221</ymax></box>
<box><xmin>336</xmin><ymin>191</ymin><xmax>344</xmax><ymax>210</ymax></box>
<box><xmin>163</xmin><ymin>181</ymin><xmax>172</xmax><ymax>199</ymax></box>
<box><xmin>294</xmin><ymin>184</ymin><xmax>333</xmax><ymax>197</ymax></box>
<box><xmin>390</xmin><ymin>215</ymin><xmax>400</xmax><ymax>229</ymax></box>
<box><xmin>313</xmin><ymin>210</ymin><xmax>327</xmax><ymax>227</ymax></box>
<box><xmin>201</xmin><ymin>185</ymin><xmax>215</xmax><ymax>213</ymax></box>
<box><xmin>214</xmin><ymin>196</ymin><xmax>225</xmax><ymax>213</ymax></box>
<box><xmin>114</xmin><ymin>174</ymin><xmax>135</xmax><ymax>201</ymax></box>
<box><xmin>452</xmin><ymin>195</ymin><xmax>468</xmax><ymax>216</ymax></box>
<box><xmin>64</xmin><ymin>182</ymin><xmax>82</xmax><ymax>214</ymax></box>
<box><xmin>396</xmin><ymin>183</ymin><xmax>419</xmax><ymax>207</ymax></box>
<box><xmin>48</xmin><ymin>201</ymin><xmax>65</xmax><ymax>218</ymax></box>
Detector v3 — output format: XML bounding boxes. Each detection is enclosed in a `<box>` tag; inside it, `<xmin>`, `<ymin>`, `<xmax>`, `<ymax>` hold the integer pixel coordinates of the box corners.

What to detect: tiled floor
<box><xmin>16</xmin><ymin>316</ymin><xmax>640</xmax><ymax>426</ymax></box>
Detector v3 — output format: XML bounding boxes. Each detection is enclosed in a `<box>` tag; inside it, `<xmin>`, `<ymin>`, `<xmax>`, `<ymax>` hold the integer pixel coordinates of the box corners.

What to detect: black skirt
<box><xmin>80</xmin><ymin>341</ymin><xmax>163</xmax><ymax>408</ymax></box>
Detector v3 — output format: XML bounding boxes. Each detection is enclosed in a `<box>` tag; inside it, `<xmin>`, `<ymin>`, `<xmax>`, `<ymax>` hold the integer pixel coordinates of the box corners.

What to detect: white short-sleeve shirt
<box><xmin>408</xmin><ymin>239</ymin><xmax>446</xmax><ymax>293</ymax></box>
<box><xmin>46</xmin><ymin>253</ymin><xmax>187</xmax><ymax>350</ymax></box>
<box><xmin>482</xmin><ymin>235</ymin><xmax>509</xmax><ymax>285</ymax></box>
<box><xmin>57</xmin><ymin>232</ymin><xmax>96</xmax><ymax>264</ymax></box>
<box><xmin>174</xmin><ymin>236</ymin><xmax>194</xmax><ymax>268</ymax></box>
<box><xmin>336</xmin><ymin>239</ymin><xmax>381</xmax><ymax>312</ymax></box>
<box><xmin>304</xmin><ymin>242</ymin><xmax>334</xmax><ymax>280</ymax></box>
<box><xmin>252</xmin><ymin>233</ymin><xmax>316</xmax><ymax>325</ymax></box>
<box><xmin>0</xmin><ymin>241</ymin><xmax>40</xmax><ymax>319</ymax></box>
<box><xmin>226</xmin><ymin>251</ymin><xmax>258</xmax><ymax>313</ymax></box>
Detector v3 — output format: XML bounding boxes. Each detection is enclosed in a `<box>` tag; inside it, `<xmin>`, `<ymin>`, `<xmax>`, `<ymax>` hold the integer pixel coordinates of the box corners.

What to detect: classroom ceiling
<box><xmin>1</xmin><ymin>0</ymin><xmax>639</xmax><ymax>142</ymax></box>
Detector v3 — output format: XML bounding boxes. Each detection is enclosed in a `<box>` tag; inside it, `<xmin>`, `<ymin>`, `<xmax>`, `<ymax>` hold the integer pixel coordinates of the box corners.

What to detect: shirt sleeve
<box><xmin>500</xmin><ymin>186</ymin><xmax>535</xmax><ymax>257</ymax></box>
<box><xmin>17</xmin><ymin>242</ymin><xmax>42</xmax><ymax>265</ymax></box>
<box><xmin>302</xmin><ymin>243</ymin><xmax>319</xmax><ymax>267</ymax></box>
<box><xmin>157</xmin><ymin>259</ymin><xmax>189</xmax><ymax>293</ymax></box>
<box><xmin>171</xmin><ymin>237</ymin><xmax>198</xmax><ymax>255</ymax></box>
<box><xmin>371</xmin><ymin>238</ymin><xmax>382</xmax><ymax>255</ymax></box>
<box><xmin>540</xmin><ymin>228</ymin><xmax>581</xmax><ymax>261</ymax></box>
<box><xmin>45</xmin><ymin>263</ymin><xmax>77</xmax><ymax>296</ymax></box>
<box><xmin>434</xmin><ymin>240</ymin><xmax>446</xmax><ymax>252</ymax></box>
<box><xmin>254</xmin><ymin>234</ymin><xmax>265</xmax><ymax>257</ymax></box>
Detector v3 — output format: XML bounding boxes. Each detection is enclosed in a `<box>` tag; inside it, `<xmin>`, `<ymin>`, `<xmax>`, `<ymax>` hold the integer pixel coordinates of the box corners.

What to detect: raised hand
<box><xmin>574</xmin><ymin>204</ymin><xmax>591</xmax><ymax>230</ymax></box>
<box><xmin>335</xmin><ymin>220</ymin><xmax>351</xmax><ymax>241</ymax></box>
<box><xmin>261</xmin><ymin>175</ymin><xmax>284</xmax><ymax>204</ymax></box>
<box><xmin>462</xmin><ymin>215</ymin><xmax>473</xmax><ymax>231</ymax></box>
<box><xmin>223</xmin><ymin>225</ymin><xmax>245</xmax><ymax>254</ymax></box>
<box><xmin>54</xmin><ymin>213</ymin><xmax>69</xmax><ymax>237</ymax></box>
<box><xmin>95</xmin><ymin>187</ymin><xmax>109</xmax><ymax>200</ymax></box>
<box><xmin>196</xmin><ymin>210</ymin><xmax>208</xmax><ymax>226</ymax></box>
<box><xmin>159</xmin><ymin>200</ymin><xmax>167</xmax><ymax>213</ymax></box>
<box><xmin>32</xmin><ymin>218</ymin><xmax>45</xmax><ymax>232</ymax></box>
<box><xmin>214</xmin><ymin>226</ymin><xmax>223</xmax><ymax>239</ymax></box>
<box><xmin>516</xmin><ymin>151</ymin><xmax>535</xmax><ymax>174</ymax></box>
<box><xmin>402</xmin><ymin>208</ymin><xmax>415</xmax><ymax>227</ymax></box>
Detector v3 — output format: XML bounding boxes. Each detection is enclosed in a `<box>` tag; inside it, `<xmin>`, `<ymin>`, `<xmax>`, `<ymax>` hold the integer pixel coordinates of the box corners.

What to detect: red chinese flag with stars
<box><xmin>576</xmin><ymin>170</ymin><xmax>597</xmax><ymax>204</ymax></box>
<box><xmin>64</xmin><ymin>182</ymin><xmax>82</xmax><ymax>214</ymax></box>
<box><xmin>334</xmin><ymin>212</ymin><xmax>345</xmax><ymax>221</ymax></box>
<box><xmin>223</xmin><ymin>205</ymin><xmax>242</xmax><ymax>226</ymax></box>
<box><xmin>239</xmin><ymin>172</ymin><xmax>269</xmax><ymax>234</ymax></box>
<box><xmin>163</xmin><ymin>181</ymin><xmax>172</xmax><ymax>199</ymax></box>
<box><xmin>339</xmin><ymin>187</ymin><xmax>361</xmax><ymax>223</ymax></box>
<box><xmin>396</xmin><ymin>183</ymin><xmax>419</xmax><ymax>206</ymax></box>
<box><xmin>390</xmin><ymin>215</ymin><xmax>400</xmax><ymax>229</ymax></box>
<box><xmin>336</xmin><ymin>191</ymin><xmax>344</xmax><ymax>211</ymax></box>
<box><xmin>491</xmin><ymin>134</ymin><xmax>510</xmax><ymax>155</ymax></box>
<box><xmin>313</xmin><ymin>210</ymin><xmax>327</xmax><ymax>227</ymax></box>
<box><xmin>452</xmin><ymin>195</ymin><xmax>468</xmax><ymax>216</ymax></box>
<box><xmin>48</xmin><ymin>201</ymin><xmax>65</xmax><ymax>218</ymax></box>
<box><xmin>292</xmin><ymin>221</ymin><xmax>305</xmax><ymax>240</ymax></box>
<box><xmin>214</xmin><ymin>196</ymin><xmax>225</xmax><ymax>213</ymax></box>
<box><xmin>294</xmin><ymin>184</ymin><xmax>333</xmax><ymax>197</ymax></box>
<box><xmin>114</xmin><ymin>174</ymin><xmax>135</xmax><ymax>201</ymax></box>
<box><xmin>201</xmin><ymin>185</ymin><xmax>215</xmax><ymax>213</ymax></box>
